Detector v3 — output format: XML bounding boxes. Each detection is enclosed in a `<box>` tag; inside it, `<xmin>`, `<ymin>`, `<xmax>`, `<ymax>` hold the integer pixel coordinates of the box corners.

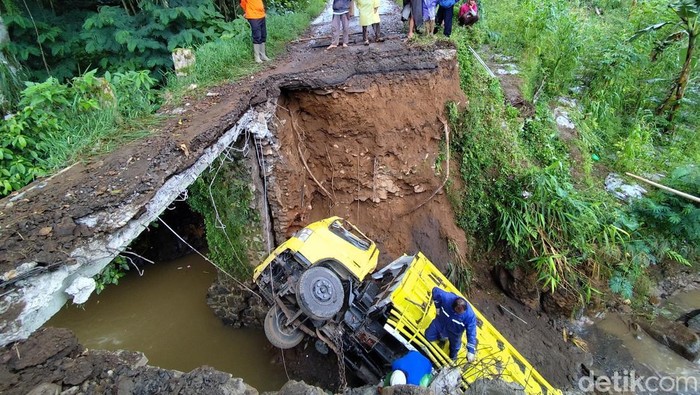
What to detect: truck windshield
<box><xmin>329</xmin><ymin>220</ymin><xmax>371</xmax><ymax>250</ymax></box>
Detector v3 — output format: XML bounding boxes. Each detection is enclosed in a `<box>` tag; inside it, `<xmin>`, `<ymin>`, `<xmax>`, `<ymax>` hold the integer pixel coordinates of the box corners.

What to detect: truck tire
<box><xmin>296</xmin><ymin>266</ymin><xmax>344</xmax><ymax>320</ymax></box>
<box><xmin>264</xmin><ymin>305</ymin><xmax>304</xmax><ymax>349</ymax></box>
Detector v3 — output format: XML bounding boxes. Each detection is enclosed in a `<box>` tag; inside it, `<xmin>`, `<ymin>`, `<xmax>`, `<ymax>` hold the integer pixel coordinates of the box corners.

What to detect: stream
<box><xmin>581</xmin><ymin>289</ymin><xmax>700</xmax><ymax>394</ymax></box>
<box><xmin>46</xmin><ymin>254</ymin><xmax>288</xmax><ymax>392</ymax></box>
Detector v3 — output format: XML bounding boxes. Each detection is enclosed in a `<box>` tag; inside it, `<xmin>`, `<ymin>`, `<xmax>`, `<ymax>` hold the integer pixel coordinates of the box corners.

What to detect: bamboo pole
<box><xmin>625</xmin><ymin>172</ymin><xmax>700</xmax><ymax>204</ymax></box>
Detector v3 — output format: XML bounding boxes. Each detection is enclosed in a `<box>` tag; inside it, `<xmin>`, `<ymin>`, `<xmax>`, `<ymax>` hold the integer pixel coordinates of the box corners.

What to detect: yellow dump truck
<box><xmin>253</xmin><ymin>217</ymin><xmax>560</xmax><ymax>394</ymax></box>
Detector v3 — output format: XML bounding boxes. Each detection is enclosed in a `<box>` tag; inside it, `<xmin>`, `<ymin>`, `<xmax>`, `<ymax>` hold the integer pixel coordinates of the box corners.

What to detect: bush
<box><xmin>0</xmin><ymin>70</ymin><xmax>158</xmax><ymax>196</ymax></box>
<box><xmin>187</xmin><ymin>155</ymin><xmax>259</xmax><ymax>279</ymax></box>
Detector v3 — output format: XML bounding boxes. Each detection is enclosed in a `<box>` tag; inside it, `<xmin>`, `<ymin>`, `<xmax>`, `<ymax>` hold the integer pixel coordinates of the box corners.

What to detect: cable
<box><xmin>157</xmin><ymin>217</ymin><xmax>261</xmax><ymax>299</ymax></box>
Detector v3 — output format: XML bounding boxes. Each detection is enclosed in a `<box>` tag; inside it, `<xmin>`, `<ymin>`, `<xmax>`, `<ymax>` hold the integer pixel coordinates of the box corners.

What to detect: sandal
<box><xmin>364</xmin><ymin>40</ymin><xmax>370</xmax><ymax>46</ymax></box>
<box><xmin>326</xmin><ymin>44</ymin><xmax>337</xmax><ymax>50</ymax></box>
<box><xmin>342</xmin><ymin>43</ymin><xmax>348</xmax><ymax>47</ymax></box>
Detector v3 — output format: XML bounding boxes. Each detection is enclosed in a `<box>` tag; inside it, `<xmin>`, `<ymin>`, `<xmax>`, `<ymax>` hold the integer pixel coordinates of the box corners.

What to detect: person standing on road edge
<box><xmin>241</xmin><ymin>0</ymin><xmax>270</xmax><ymax>62</ymax></box>
<box><xmin>403</xmin><ymin>0</ymin><xmax>423</xmax><ymax>40</ymax></box>
<box><xmin>434</xmin><ymin>0</ymin><xmax>456</xmax><ymax>37</ymax></box>
<box><xmin>425</xmin><ymin>286</ymin><xmax>478</xmax><ymax>362</ymax></box>
<box><xmin>458</xmin><ymin>0</ymin><xmax>479</xmax><ymax>27</ymax></box>
<box><xmin>328</xmin><ymin>0</ymin><xmax>352</xmax><ymax>49</ymax></box>
<box><xmin>422</xmin><ymin>0</ymin><xmax>438</xmax><ymax>36</ymax></box>
<box><xmin>356</xmin><ymin>0</ymin><xmax>383</xmax><ymax>44</ymax></box>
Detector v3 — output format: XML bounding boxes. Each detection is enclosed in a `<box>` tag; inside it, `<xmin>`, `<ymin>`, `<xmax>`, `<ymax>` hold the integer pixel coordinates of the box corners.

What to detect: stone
<box><xmin>220</xmin><ymin>377</ymin><xmax>259</xmax><ymax>395</ymax></box>
<box><xmin>26</xmin><ymin>383</ymin><xmax>61</xmax><ymax>395</ymax></box>
<box><xmin>638</xmin><ymin>316</ymin><xmax>700</xmax><ymax>362</ymax></box>
<box><xmin>172</xmin><ymin>48</ymin><xmax>195</xmax><ymax>77</ymax></box>
<box><xmin>10</xmin><ymin>328</ymin><xmax>80</xmax><ymax>371</ymax></box>
<box><xmin>63</xmin><ymin>357</ymin><xmax>94</xmax><ymax>386</ymax></box>
<box><xmin>494</xmin><ymin>266</ymin><xmax>540</xmax><ymax>310</ymax></box>
<box><xmin>381</xmin><ymin>385</ymin><xmax>433</xmax><ymax>395</ymax></box>
<box><xmin>116</xmin><ymin>377</ymin><xmax>135</xmax><ymax>395</ymax></box>
<box><xmin>688</xmin><ymin>314</ymin><xmax>700</xmax><ymax>334</ymax></box>
<box><xmin>541</xmin><ymin>288</ymin><xmax>580</xmax><ymax>317</ymax></box>
<box><xmin>65</xmin><ymin>277</ymin><xmax>96</xmax><ymax>305</ymax></box>
<box><xmin>277</xmin><ymin>380</ymin><xmax>326</xmax><ymax>395</ymax></box>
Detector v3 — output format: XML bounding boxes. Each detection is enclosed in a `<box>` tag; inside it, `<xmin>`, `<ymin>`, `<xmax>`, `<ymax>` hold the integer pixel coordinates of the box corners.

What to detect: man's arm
<box><xmin>431</xmin><ymin>287</ymin><xmax>448</xmax><ymax>310</ymax></box>
<box><xmin>463</xmin><ymin>308</ymin><xmax>477</xmax><ymax>354</ymax></box>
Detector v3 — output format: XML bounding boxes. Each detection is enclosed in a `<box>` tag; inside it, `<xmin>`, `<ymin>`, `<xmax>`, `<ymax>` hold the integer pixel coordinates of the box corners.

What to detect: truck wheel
<box><xmin>264</xmin><ymin>305</ymin><xmax>304</xmax><ymax>349</ymax></box>
<box><xmin>296</xmin><ymin>266</ymin><xmax>344</xmax><ymax>320</ymax></box>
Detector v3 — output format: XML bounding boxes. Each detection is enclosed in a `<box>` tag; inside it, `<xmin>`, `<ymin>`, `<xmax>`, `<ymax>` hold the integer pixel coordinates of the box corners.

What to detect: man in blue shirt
<box><xmin>425</xmin><ymin>287</ymin><xmax>478</xmax><ymax>362</ymax></box>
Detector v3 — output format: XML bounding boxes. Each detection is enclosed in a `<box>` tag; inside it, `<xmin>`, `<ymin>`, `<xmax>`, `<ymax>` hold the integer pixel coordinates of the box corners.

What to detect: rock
<box><xmin>345</xmin><ymin>384</ymin><xmax>379</xmax><ymax>395</ymax></box>
<box><xmin>26</xmin><ymin>383</ymin><xmax>61</xmax><ymax>395</ymax></box>
<box><xmin>465</xmin><ymin>379</ymin><xmax>527</xmax><ymax>394</ymax></box>
<box><xmin>638</xmin><ymin>316</ymin><xmax>700</xmax><ymax>362</ymax></box>
<box><xmin>220</xmin><ymin>377</ymin><xmax>258</xmax><ymax>395</ymax></box>
<box><xmin>63</xmin><ymin>356</ymin><xmax>94</xmax><ymax>386</ymax></box>
<box><xmin>0</xmin><ymin>363</ymin><xmax>19</xmax><ymax>392</ymax></box>
<box><xmin>116</xmin><ymin>377</ymin><xmax>135</xmax><ymax>395</ymax></box>
<box><xmin>541</xmin><ymin>288</ymin><xmax>580</xmax><ymax>317</ymax></box>
<box><xmin>688</xmin><ymin>314</ymin><xmax>700</xmax><ymax>334</ymax></box>
<box><xmin>65</xmin><ymin>277</ymin><xmax>96</xmax><ymax>304</ymax></box>
<box><xmin>9</xmin><ymin>328</ymin><xmax>80</xmax><ymax>371</ymax></box>
<box><xmin>493</xmin><ymin>266</ymin><xmax>540</xmax><ymax>310</ymax></box>
<box><xmin>277</xmin><ymin>380</ymin><xmax>326</xmax><ymax>395</ymax></box>
<box><xmin>604</xmin><ymin>173</ymin><xmax>647</xmax><ymax>202</ymax></box>
<box><xmin>381</xmin><ymin>384</ymin><xmax>432</xmax><ymax>395</ymax></box>
<box><xmin>172</xmin><ymin>48</ymin><xmax>196</xmax><ymax>77</ymax></box>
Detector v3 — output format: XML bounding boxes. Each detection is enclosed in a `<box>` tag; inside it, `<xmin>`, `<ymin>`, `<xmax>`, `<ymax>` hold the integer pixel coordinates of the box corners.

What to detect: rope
<box><xmin>157</xmin><ymin>217</ymin><xmax>261</xmax><ymax>299</ymax></box>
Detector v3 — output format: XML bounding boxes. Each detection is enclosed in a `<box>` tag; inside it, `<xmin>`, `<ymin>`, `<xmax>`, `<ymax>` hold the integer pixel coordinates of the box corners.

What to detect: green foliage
<box><xmin>519</xmin><ymin>103</ymin><xmax>569</xmax><ymax>166</ymax></box>
<box><xmin>95</xmin><ymin>256</ymin><xmax>130</xmax><ymax>294</ymax></box>
<box><xmin>167</xmin><ymin>0</ymin><xmax>324</xmax><ymax>90</ymax></box>
<box><xmin>2</xmin><ymin>1</ymin><xmax>238</xmax><ymax>83</ymax></box>
<box><xmin>267</xmin><ymin>0</ymin><xmax>311</xmax><ymax>12</ymax></box>
<box><xmin>188</xmin><ymin>155</ymin><xmax>259</xmax><ymax>279</ymax></box>
<box><xmin>82</xmin><ymin>1</ymin><xmax>231</xmax><ymax>80</ymax></box>
<box><xmin>0</xmin><ymin>69</ymin><xmax>157</xmax><ymax>196</ymax></box>
<box><xmin>470</xmin><ymin>0</ymin><xmax>698</xmax><ymax>304</ymax></box>
<box><xmin>627</xmin><ymin>165</ymin><xmax>700</xmax><ymax>263</ymax></box>
<box><xmin>449</xmin><ymin>37</ymin><xmax>523</xmax><ymax>234</ymax></box>
<box><xmin>496</xmin><ymin>165</ymin><xmax>623</xmax><ymax>294</ymax></box>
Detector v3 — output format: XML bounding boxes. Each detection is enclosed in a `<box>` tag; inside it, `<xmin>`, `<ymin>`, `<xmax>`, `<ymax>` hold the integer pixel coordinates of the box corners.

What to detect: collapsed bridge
<box><xmin>0</xmin><ymin>39</ymin><xmax>467</xmax><ymax>347</ymax></box>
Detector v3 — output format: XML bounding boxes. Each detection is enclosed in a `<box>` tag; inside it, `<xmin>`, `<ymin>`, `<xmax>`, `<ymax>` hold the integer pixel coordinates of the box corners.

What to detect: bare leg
<box><xmin>327</xmin><ymin>14</ymin><xmax>340</xmax><ymax>49</ymax></box>
<box><xmin>363</xmin><ymin>26</ymin><xmax>369</xmax><ymax>44</ymax></box>
<box><xmin>341</xmin><ymin>13</ymin><xmax>349</xmax><ymax>46</ymax></box>
<box><xmin>408</xmin><ymin>15</ymin><xmax>415</xmax><ymax>39</ymax></box>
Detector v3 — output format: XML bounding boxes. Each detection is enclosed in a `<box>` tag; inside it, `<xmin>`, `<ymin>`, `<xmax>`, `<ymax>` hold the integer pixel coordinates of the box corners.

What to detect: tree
<box><xmin>632</xmin><ymin>0</ymin><xmax>699</xmax><ymax>129</ymax></box>
<box><xmin>0</xmin><ymin>14</ymin><xmax>23</xmax><ymax>114</ymax></box>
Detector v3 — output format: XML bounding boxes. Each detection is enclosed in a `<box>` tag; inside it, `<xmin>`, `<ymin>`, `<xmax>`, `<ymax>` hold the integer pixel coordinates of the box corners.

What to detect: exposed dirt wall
<box><xmin>265</xmin><ymin>60</ymin><xmax>469</xmax><ymax>267</ymax></box>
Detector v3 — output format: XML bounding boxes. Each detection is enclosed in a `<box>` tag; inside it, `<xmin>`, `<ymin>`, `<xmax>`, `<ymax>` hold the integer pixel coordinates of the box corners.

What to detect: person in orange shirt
<box><xmin>240</xmin><ymin>0</ymin><xmax>270</xmax><ymax>63</ymax></box>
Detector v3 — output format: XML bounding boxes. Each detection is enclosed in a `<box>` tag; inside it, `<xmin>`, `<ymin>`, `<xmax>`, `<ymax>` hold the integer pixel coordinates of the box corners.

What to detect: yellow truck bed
<box><xmin>377</xmin><ymin>252</ymin><xmax>561</xmax><ymax>394</ymax></box>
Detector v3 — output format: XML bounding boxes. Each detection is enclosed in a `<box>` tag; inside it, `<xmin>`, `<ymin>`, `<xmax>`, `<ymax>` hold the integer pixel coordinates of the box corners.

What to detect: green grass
<box><xmin>443</xmin><ymin>0</ymin><xmax>699</xmax><ymax>306</ymax></box>
<box><xmin>166</xmin><ymin>0</ymin><xmax>324</xmax><ymax>92</ymax></box>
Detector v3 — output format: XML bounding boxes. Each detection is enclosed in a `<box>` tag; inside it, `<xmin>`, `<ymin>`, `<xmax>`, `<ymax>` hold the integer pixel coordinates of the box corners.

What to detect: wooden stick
<box><xmin>625</xmin><ymin>172</ymin><xmax>700</xmax><ymax>203</ymax></box>
<box><xmin>498</xmin><ymin>304</ymin><xmax>528</xmax><ymax>325</ymax></box>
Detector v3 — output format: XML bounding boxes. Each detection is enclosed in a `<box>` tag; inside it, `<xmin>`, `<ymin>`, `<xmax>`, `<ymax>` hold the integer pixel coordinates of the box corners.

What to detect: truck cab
<box><xmin>253</xmin><ymin>217</ymin><xmax>560</xmax><ymax>394</ymax></box>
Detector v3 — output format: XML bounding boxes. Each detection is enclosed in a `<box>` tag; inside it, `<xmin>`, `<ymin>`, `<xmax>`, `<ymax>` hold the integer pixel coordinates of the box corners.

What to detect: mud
<box><xmin>263</xmin><ymin>57</ymin><xmax>468</xmax><ymax>266</ymax></box>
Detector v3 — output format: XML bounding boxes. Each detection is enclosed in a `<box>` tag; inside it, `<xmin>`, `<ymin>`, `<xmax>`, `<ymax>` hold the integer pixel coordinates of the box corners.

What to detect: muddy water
<box><xmin>46</xmin><ymin>254</ymin><xmax>288</xmax><ymax>391</ymax></box>
<box><xmin>586</xmin><ymin>289</ymin><xmax>700</xmax><ymax>388</ymax></box>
